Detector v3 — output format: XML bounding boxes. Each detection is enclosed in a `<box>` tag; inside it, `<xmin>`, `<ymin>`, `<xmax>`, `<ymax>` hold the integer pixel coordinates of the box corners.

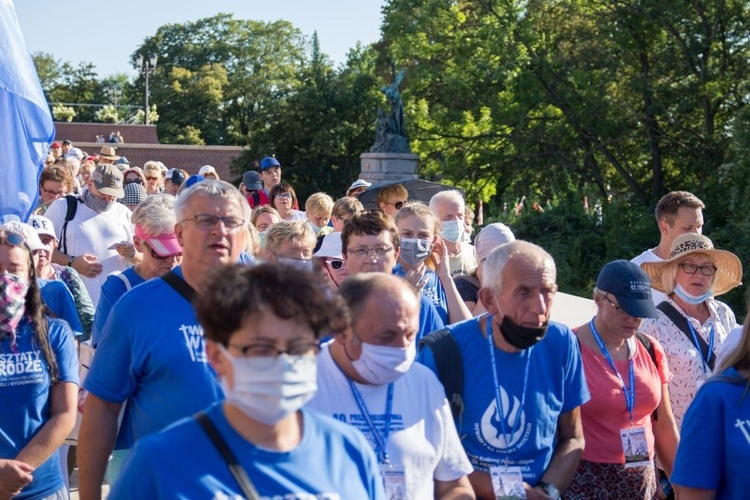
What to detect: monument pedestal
<box><xmin>359</xmin><ymin>152</ymin><xmax>419</xmax><ymax>183</ymax></box>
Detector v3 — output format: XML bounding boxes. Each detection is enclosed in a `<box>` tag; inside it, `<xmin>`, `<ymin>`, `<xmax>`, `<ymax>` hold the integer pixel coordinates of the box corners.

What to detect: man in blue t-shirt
<box><xmin>418</xmin><ymin>240</ymin><xmax>590</xmax><ymax>499</ymax></box>
<box><xmin>77</xmin><ymin>180</ymin><xmax>251</xmax><ymax>499</ymax></box>
<box><xmin>342</xmin><ymin>210</ymin><xmax>444</xmax><ymax>342</ymax></box>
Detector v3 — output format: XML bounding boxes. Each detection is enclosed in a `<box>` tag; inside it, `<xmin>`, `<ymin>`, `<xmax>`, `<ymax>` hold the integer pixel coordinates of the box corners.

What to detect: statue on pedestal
<box><xmin>371</xmin><ymin>63</ymin><xmax>411</xmax><ymax>153</ymax></box>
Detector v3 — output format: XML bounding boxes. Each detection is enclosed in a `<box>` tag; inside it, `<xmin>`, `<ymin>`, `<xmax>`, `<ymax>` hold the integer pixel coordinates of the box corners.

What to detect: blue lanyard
<box><xmin>348</xmin><ymin>379</ymin><xmax>394</xmax><ymax>464</ymax></box>
<box><xmin>487</xmin><ymin>316</ymin><xmax>532</xmax><ymax>451</ymax></box>
<box><xmin>686</xmin><ymin>321</ymin><xmax>715</xmax><ymax>373</ymax></box>
<box><xmin>589</xmin><ymin>319</ymin><xmax>635</xmax><ymax>422</ymax></box>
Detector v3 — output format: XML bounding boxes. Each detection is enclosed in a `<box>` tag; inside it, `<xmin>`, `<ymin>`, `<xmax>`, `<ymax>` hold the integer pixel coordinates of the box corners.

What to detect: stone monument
<box><xmin>359</xmin><ymin>63</ymin><xmax>419</xmax><ymax>183</ymax></box>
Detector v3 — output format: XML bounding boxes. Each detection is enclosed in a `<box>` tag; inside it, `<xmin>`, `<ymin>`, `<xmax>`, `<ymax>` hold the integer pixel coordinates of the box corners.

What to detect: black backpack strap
<box><xmin>252</xmin><ymin>191</ymin><xmax>261</xmax><ymax>207</ymax></box>
<box><xmin>195</xmin><ymin>412</ymin><xmax>261</xmax><ymax>500</ymax></box>
<box><xmin>161</xmin><ymin>270</ymin><xmax>197</xmax><ymax>303</ymax></box>
<box><xmin>657</xmin><ymin>301</ymin><xmax>715</xmax><ymax>370</ymax></box>
<box><xmin>59</xmin><ymin>195</ymin><xmax>80</xmax><ymax>255</ymax></box>
<box><xmin>635</xmin><ymin>332</ymin><xmax>659</xmax><ymax>421</ymax></box>
<box><xmin>418</xmin><ymin>328</ymin><xmax>464</xmax><ymax>421</ymax></box>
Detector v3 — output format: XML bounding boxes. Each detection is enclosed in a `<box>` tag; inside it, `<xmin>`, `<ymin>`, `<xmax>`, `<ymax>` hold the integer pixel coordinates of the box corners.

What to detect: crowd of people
<box><xmin>0</xmin><ymin>144</ymin><xmax>748</xmax><ymax>500</ymax></box>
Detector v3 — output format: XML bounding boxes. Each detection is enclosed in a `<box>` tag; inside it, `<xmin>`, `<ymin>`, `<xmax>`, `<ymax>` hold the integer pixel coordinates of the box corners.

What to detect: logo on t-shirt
<box><xmin>0</xmin><ymin>351</ymin><xmax>45</xmax><ymax>386</ymax></box>
<box><xmin>179</xmin><ymin>324</ymin><xmax>208</xmax><ymax>363</ymax></box>
<box><xmin>476</xmin><ymin>388</ymin><xmax>532</xmax><ymax>453</ymax></box>
<box><xmin>737</xmin><ymin>418</ymin><xmax>750</xmax><ymax>446</ymax></box>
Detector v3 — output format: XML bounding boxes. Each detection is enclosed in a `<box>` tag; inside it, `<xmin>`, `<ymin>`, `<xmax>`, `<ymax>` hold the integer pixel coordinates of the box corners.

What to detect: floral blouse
<box><xmin>639</xmin><ymin>296</ymin><xmax>737</xmax><ymax>428</ymax></box>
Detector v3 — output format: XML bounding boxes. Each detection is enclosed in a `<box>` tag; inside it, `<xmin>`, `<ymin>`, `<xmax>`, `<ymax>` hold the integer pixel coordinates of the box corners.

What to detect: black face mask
<box><xmin>499</xmin><ymin>315</ymin><xmax>549</xmax><ymax>350</ymax></box>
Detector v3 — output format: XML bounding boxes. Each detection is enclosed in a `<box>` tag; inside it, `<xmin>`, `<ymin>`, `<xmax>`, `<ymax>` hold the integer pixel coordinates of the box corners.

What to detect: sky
<box><xmin>14</xmin><ymin>0</ymin><xmax>386</xmax><ymax>78</ymax></box>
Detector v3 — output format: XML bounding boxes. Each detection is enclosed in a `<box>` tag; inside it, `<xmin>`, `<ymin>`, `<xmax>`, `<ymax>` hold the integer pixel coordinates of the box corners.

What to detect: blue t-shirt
<box><xmin>418</xmin><ymin>295</ymin><xmax>445</xmax><ymax>343</ymax></box>
<box><xmin>109</xmin><ymin>403</ymin><xmax>385</xmax><ymax>499</ymax></box>
<box><xmin>417</xmin><ymin>316</ymin><xmax>590</xmax><ymax>483</ymax></box>
<box><xmin>393</xmin><ymin>264</ymin><xmax>449</xmax><ymax>324</ymax></box>
<box><xmin>91</xmin><ymin>267</ymin><xmax>145</xmax><ymax>346</ymax></box>
<box><xmin>672</xmin><ymin>368</ymin><xmax>750</xmax><ymax>499</ymax></box>
<box><xmin>85</xmin><ymin>266</ymin><xmax>223</xmax><ymax>449</ymax></box>
<box><xmin>0</xmin><ymin>317</ymin><xmax>78</xmax><ymax>500</ymax></box>
<box><xmin>39</xmin><ymin>278</ymin><xmax>83</xmax><ymax>336</ymax></box>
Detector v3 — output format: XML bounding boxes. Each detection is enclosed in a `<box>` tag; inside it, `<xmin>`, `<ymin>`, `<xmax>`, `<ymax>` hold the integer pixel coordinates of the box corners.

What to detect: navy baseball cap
<box><xmin>260</xmin><ymin>156</ymin><xmax>280</xmax><ymax>171</ymax></box>
<box><xmin>242</xmin><ymin>171</ymin><xmax>262</xmax><ymax>190</ymax></box>
<box><xmin>595</xmin><ymin>260</ymin><xmax>659</xmax><ymax>318</ymax></box>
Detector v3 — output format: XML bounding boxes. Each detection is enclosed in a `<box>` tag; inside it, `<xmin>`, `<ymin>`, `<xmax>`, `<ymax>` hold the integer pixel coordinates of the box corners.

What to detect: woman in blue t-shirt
<box><xmin>672</xmin><ymin>315</ymin><xmax>750</xmax><ymax>500</ymax></box>
<box><xmin>0</xmin><ymin>230</ymin><xmax>78</xmax><ymax>500</ymax></box>
<box><xmin>392</xmin><ymin>201</ymin><xmax>471</xmax><ymax>324</ymax></box>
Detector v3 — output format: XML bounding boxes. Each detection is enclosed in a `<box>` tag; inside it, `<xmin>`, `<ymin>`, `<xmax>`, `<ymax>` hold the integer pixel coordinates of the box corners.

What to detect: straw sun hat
<box><xmin>641</xmin><ymin>233</ymin><xmax>742</xmax><ymax>296</ymax></box>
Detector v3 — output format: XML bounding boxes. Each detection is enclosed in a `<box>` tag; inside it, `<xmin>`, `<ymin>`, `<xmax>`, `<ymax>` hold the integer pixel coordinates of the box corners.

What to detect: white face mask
<box><xmin>674</xmin><ymin>283</ymin><xmax>712</xmax><ymax>305</ymax></box>
<box><xmin>352</xmin><ymin>341</ymin><xmax>416</xmax><ymax>385</ymax></box>
<box><xmin>441</xmin><ymin>219</ymin><xmax>464</xmax><ymax>243</ymax></box>
<box><xmin>219</xmin><ymin>346</ymin><xmax>318</xmax><ymax>425</ymax></box>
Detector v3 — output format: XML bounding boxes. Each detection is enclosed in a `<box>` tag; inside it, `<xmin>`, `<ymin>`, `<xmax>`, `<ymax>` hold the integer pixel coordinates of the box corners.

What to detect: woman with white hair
<box><xmin>92</xmin><ymin>194</ymin><xmax>183</xmax><ymax>347</ymax></box>
<box><xmin>142</xmin><ymin>161</ymin><xmax>164</xmax><ymax>195</ymax></box>
<box><xmin>639</xmin><ymin>233</ymin><xmax>741</xmax><ymax>430</ymax></box>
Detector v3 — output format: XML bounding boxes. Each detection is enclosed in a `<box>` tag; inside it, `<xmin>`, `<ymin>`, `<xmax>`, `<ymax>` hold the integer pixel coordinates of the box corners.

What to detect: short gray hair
<box><xmin>131</xmin><ymin>194</ymin><xmax>177</xmax><ymax>236</ymax></box>
<box><xmin>429</xmin><ymin>189</ymin><xmax>465</xmax><ymax>213</ymax></box>
<box><xmin>174</xmin><ymin>179</ymin><xmax>250</xmax><ymax>223</ymax></box>
<box><xmin>482</xmin><ymin>240</ymin><xmax>556</xmax><ymax>293</ymax></box>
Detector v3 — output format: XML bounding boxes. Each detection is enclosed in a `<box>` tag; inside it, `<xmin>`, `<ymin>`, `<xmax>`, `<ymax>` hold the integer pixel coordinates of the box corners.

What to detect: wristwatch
<box><xmin>538</xmin><ymin>480</ymin><xmax>561</xmax><ymax>499</ymax></box>
<box><xmin>67</xmin><ymin>255</ymin><xmax>75</xmax><ymax>267</ymax></box>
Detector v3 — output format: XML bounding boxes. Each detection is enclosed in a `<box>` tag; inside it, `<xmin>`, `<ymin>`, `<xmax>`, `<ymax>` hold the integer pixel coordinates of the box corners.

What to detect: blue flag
<box><xmin>0</xmin><ymin>0</ymin><xmax>55</xmax><ymax>223</ymax></box>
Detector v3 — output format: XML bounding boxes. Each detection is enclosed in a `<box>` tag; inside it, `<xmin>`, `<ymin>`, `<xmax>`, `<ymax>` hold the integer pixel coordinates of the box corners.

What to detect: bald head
<box><xmin>340</xmin><ymin>273</ymin><xmax>418</xmax><ymax>320</ymax></box>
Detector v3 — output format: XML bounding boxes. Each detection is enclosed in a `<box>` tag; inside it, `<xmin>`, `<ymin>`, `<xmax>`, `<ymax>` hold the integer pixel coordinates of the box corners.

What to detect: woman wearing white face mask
<box><xmin>393</xmin><ymin>202</ymin><xmax>471</xmax><ymax>324</ymax></box>
<box><xmin>639</xmin><ymin>233</ymin><xmax>741</xmax><ymax>432</ymax></box>
<box><xmin>108</xmin><ymin>264</ymin><xmax>385</xmax><ymax>499</ymax></box>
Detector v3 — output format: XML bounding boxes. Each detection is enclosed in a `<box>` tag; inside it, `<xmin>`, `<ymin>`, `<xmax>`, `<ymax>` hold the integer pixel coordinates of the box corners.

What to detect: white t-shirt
<box><xmin>448</xmin><ymin>243</ymin><xmax>478</xmax><ymax>277</ymax></box>
<box><xmin>281</xmin><ymin>210</ymin><xmax>307</xmax><ymax>221</ymax></box>
<box><xmin>307</xmin><ymin>346</ymin><xmax>473</xmax><ymax>498</ymax></box>
<box><xmin>715</xmin><ymin>325</ymin><xmax>742</xmax><ymax>369</ymax></box>
<box><xmin>631</xmin><ymin>248</ymin><xmax>666</xmax><ymax>304</ymax></box>
<box><xmin>45</xmin><ymin>197</ymin><xmax>132</xmax><ymax>306</ymax></box>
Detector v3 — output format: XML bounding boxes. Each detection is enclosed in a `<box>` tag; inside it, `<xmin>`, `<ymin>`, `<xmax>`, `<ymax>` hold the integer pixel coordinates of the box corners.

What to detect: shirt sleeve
<box><xmin>561</xmin><ymin>328</ymin><xmax>591</xmax><ymax>412</ymax></box>
<box><xmin>92</xmin><ymin>275</ymin><xmax>126</xmax><ymax>347</ymax></box>
<box><xmin>107</xmin><ymin>438</ymin><xmax>159</xmax><ymax>499</ymax></box>
<box><xmin>433</xmin><ymin>396</ymin><xmax>474</xmax><ymax>481</ymax></box>
<box><xmin>49</xmin><ymin>318</ymin><xmax>79</xmax><ymax>385</ymax></box>
<box><xmin>671</xmin><ymin>385</ymin><xmax>724</xmax><ymax>490</ymax></box>
<box><xmin>418</xmin><ymin>296</ymin><xmax>445</xmax><ymax>342</ymax></box>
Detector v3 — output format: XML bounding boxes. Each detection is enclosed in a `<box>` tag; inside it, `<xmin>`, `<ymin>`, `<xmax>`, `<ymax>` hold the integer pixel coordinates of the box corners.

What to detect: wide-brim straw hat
<box><xmin>641</xmin><ymin>233</ymin><xmax>742</xmax><ymax>296</ymax></box>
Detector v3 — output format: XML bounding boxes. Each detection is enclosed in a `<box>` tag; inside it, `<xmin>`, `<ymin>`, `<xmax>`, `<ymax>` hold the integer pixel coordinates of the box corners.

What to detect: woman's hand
<box><xmin>403</xmin><ymin>263</ymin><xmax>428</xmax><ymax>291</ymax></box>
<box><xmin>0</xmin><ymin>459</ymin><xmax>34</xmax><ymax>499</ymax></box>
<box><xmin>433</xmin><ymin>239</ymin><xmax>452</xmax><ymax>280</ymax></box>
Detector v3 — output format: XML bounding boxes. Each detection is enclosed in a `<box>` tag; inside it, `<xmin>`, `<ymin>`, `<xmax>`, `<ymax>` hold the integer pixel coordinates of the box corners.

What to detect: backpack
<box><xmin>59</xmin><ymin>195</ymin><xmax>81</xmax><ymax>255</ymax></box>
<box><xmin>419</xmin><ymin>326</ymin><xmax>661</xmax><ymax>422</ymax></box>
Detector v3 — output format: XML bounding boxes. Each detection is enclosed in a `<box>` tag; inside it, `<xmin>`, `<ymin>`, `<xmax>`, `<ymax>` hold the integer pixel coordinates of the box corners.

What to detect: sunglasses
<box><xmin>145</xmin><ymin>176</ymin><xmax>160</xmax><ymax>181</ymax></box>
<box><xmin>144</xmin><ymin>242</ymin><xmax>181</xmax><ymax>260</ymax></box>
<box><xmin>327</xmin><ymin>259</ymin><xmax>344</xmax><ymax>270</ymax></box>
<box><xmin>0</xmin><ymin>232</ymin><xmax>26</xmax><ymax>248</ymax></box>
<box><xmin>387</xmin><ymin>201</ymin><xmax>405</xmax><ymax>210</ymax></box>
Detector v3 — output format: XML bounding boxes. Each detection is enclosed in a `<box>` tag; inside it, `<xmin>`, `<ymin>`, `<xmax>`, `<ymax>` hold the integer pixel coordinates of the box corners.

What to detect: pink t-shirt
<box><xmin>578</xmin><ymin>334</ymin><xmax>672</xmax><ymax>464</ymax></box>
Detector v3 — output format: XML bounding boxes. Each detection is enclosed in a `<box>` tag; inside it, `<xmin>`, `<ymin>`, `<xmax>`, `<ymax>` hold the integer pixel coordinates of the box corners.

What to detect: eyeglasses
<box><xmin>42</xmin><ymin>187</ymin><xmax>64</xmax><ymax>197</ymax></box>
<box><xmin>600</xmin><ymin>293</ymin><xmax>623</xmax><ymax>313</ymax></box>
<box><xmin>275</xmin><ymin>193</ymin><xmax>293</xmax><ymax>200</ymax></box>
<box><xmin>144</xmin><ymin>242</ymin><xmax>181</xmax><ymax>260</ymax></box>
<box><xmin>679</xmin><ymin>263</ymin><xmax>717</xmax><ymax>276</ymax></box>
<box><xmin>387</xmin><ymin>201</ymin><xmax>405</xmax><ymax>210</ymax></box>
<box><xmin>0</xmin><ymin>232</ymin><xmax>26</xmax><ymax>248</ymax></box>
<box><xmin>145</xmin><ymin>176</ymin><xmax>159</xmax><ymax>181</ymax></box>
<box><xmin>347</xmin><ymin>246</ymin><xmax>394</xmax><ymax>259</ymax></box>
<box><xmin>228</xmin><ymin>342</ymin><xmax>320</xmax><ymax>358</ymax></box>
<box><xmin>327</xmin><ymin>259</ymin><xmax>344</xmax><ymax>270</ymax></box>
<box><xmin>182</xmin><ymin>214</ymin><xmax>245</xmax><ymax>231</ymax></box>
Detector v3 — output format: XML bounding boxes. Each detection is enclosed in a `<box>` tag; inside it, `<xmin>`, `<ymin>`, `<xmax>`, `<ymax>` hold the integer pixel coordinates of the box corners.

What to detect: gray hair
<box><xmin>482</xmin><ymin>240</ymin><xmax>556</xmax><ymax>293</ymax></box>
<box><xmin>131</xmin><ymin>194</ymin><xmax>177</xmax><ymax>236</ymax></box>
<box><xmin>429</xmin><ymin>189</ymin><xmax>465</xmax><ymax>213</ymax></box>
<box><xmin>174</xmin><ymin>179</ymin><xmax>250</xmax><ymax>223</ymax></box>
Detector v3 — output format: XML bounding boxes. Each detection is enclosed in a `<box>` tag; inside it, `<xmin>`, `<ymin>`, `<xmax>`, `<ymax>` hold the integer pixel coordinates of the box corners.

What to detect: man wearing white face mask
<box><xmin>109</xmin><ymin>264</ymin><xmax>384</xmax><ymax>499</ymax></box>
<box><xmin>307</xmin><ymin>273</ymin><xmax>474</xmax><ymax>500</ymax></box>
<box><xmin>429</xmin><ymin>190</ymin><xmax>478</xmax><ymax>277</ymax></box>
<box><xmin>264</xmin><ymin>220</ymin><xmax>316</xmax><ymax>271</ymax></box>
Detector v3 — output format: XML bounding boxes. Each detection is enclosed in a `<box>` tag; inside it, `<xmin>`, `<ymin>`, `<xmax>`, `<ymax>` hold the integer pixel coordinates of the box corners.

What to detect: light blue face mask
<box><xmin>441</xmin><ymin>219</ymin><xmax>464</xmax><ymax>243</ymax></box>
<box><xmin>276</xmin><ymin>256</ymin><xmax>314</xmax><ymax>271</ymax></box>
<box><xmin>258</xmin><ymin>230</ymin><xmax>268</xmax><ymax>249</ymax></box>
<box><xmin>673</xmin><ymin>283</ymin><xmax>712</xmax><ymax>305</ymax></box>
<box><xmin>309</xmin><ymin>221</ymin><xmax>323</xmax><ymax>235</ymax></box>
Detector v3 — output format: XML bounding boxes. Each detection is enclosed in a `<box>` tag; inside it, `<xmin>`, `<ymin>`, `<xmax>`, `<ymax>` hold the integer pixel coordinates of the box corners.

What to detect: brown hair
<box><xmin>376</xmin><ymin>184</ymin><xmax>408</xmax><ymax>208</ymax></box>
<box><xmin>40</xmin><ymin>166</ymin><xmax>73</xmax><ymax>193</ymax></box>
<box><xmin>342</xmin><ymin>210</ymin><xmax>399</xmax><ymax>256</ymax></box>
<box><xmin>269</xmin><ymin>182</ymin><xmax>297</xmax><ymax>208</ymax></box>
<box><xmin>195</xmin><ymin>264</ymin><xmax>349</xmax><ymax>345</ymax></box>
<box><xmin>655</xmin><ymin>191</ymin><xmax>705</xmax><ymax>226</ymax></box>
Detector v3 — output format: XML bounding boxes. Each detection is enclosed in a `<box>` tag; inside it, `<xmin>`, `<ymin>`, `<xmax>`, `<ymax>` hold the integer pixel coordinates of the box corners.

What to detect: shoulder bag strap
<box><xmin>418</xmin><ymin>328</ymin><xmax>464</xmax><ymax>421</ymax></box>
<box><xmin>657</xmin><ymin>301</ymin><xmax>715</xmax><ymax>370</ymax></box>
<box><xmin>195</xmin><ymin>412</ymin><xmax>261</xmax><ymax>500</ymax></box>
<box><xmin>161</xmin><ymin>270</ymin><xmax>197</xmax><ymax>304</ymax></box>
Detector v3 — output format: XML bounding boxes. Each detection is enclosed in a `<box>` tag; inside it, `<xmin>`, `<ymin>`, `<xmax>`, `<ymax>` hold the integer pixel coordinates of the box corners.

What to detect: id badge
<box><xmin>379</xmin><ymin>463</ymin><xmax>406</xmax><ymax>500</ymax></box>
<box><xmin>620</xmin><ymin>426</ymin><xmax>650</xmax><ymax>468</ymax></box>
<box><xmin>490</xmin><ymin>465</ymin><xmax>526</xmax><ymax>499</ymax></box>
